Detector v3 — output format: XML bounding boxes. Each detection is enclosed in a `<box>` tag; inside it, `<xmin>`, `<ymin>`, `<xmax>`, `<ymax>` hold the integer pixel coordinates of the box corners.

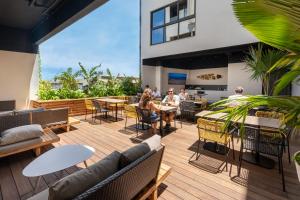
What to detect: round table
<box><xmin>23</xmin><ymin>144</ymin><xmax>95</xmax><ymax>191</ymax></box>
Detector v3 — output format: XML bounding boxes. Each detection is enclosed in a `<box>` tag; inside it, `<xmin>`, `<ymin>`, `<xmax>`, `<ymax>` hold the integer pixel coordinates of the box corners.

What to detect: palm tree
<box><xmin>77</xmin><ymin>62</ymin><xmax>102</xmax><ymax>94</ymax></box>
<box><xmin>244</xmin><ymin>44</ymin><xmax>287</xmax><ymax>95</ymax></box>
<box><xmin>54</xmin><ymin>67</ymin><xmax>79</xmax><ymax>90</ymax></box>
<box><xmin>210</xmin><ymin>0</ymin><xmax>300</xmax><ymax>133</ymax></box>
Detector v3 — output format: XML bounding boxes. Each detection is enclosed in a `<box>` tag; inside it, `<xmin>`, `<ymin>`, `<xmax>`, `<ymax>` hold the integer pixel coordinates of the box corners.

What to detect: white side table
<box><xmin>23</xmin><ymin>144</ymin><xmax>95</xmax><ymax>192</ymax></box>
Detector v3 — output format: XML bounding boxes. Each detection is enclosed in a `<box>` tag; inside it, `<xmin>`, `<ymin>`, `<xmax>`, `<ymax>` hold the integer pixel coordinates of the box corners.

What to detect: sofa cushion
<box><xmin>0</xmin><ymin>137</ymin><xmax>43</xmax><ymax>155</ymax></box>
<box><xmin>143</xmin><ymin>135</ymin><xmax>161</xmax><ymax>151</ymax></box>
<box><xmin>0</xmin><ymin>124</ymin><xmax>43</xmax><ymax>146</ymax></box>
<box><xmin>119</xmin><ymin>143</ymin><xmax>151</xmax><ymax>169</ymax></box>
<box><xmin>49</xmin><ymin>151</ymin><xmax>121</xmax><ymax>200</ymax></box>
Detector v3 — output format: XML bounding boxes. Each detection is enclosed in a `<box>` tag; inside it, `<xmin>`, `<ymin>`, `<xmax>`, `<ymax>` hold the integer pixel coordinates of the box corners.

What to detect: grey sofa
<box><xmin>0</xmin><ymin>108</ymin><xmax>69</xmax><ymax>158</ymax></box>
<box><xmin>0</xmin><ymin>113</ymin><xmax>60</xmax><ymax>158</ymax></box>
<box><xmin>29</xmin><ymin>135</ymin><xmax>165</xmax><ymax>200</ymax></box>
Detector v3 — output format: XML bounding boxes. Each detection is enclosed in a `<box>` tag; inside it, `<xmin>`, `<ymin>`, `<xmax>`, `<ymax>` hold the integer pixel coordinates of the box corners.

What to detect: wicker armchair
<box><xmin>190</xmin><ymin>118</ymin><xmax>235</xmax><ymax>173</ymax></box>
<box><xmin>255</xmin><ymin>111</ymin><xmax>292</xmax><ymax>163</ymax></box>
<box><xmin>124</xmin><ymin>105</ymin><xmax>138</xmax><ymax>134</ymax></box>
<box><xmin>238</xmin><ymin>126</ymin><xmax>286</xmax><ymax>191</ymax></box>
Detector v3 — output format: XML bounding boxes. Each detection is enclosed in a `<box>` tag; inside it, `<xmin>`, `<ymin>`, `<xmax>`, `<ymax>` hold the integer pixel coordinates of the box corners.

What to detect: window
<box><xmin>152</xmin><ymin>9</ymin><xmax>165</xmax><ymax>28</ymax></box>
<box><xmin>151</xmin><ymin>0</ymin><xmax>196</xmax><ymax>45</ymax></box>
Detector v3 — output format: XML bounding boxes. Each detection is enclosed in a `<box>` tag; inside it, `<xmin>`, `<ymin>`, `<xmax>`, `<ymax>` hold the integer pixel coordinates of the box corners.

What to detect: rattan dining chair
<box><xmin>238</xmin><ymin>126</ymin><xmax>286</xmax><ymax>191</ymax></box>
<box><xmin>136</xmin><ymin>107</ymin><xmax>160</xmax><ymax>136</ymax></box>
<box><xmin>255</xmin><ymin>111</ymin><xmax>292</xmax><ymax>163</ymax></box>
<box><xmin>124</xmin><ymin>105</ymin><xmax>139</xmax><ymax>134</ymax></box>
<box><xmin>84</xmin><ymin>99</ymin><xmax>96</xmax><ymax>120</ymax></box>
<box><xmin>92</xmin><ymin>100</ymin><xmax>109</xmax><ymax>124</ymax></box>
<box><xmin>179</xmin><ymin>101</ymin><xmax>197</xmax><ymax>123</ymax></box>
<box><xmin>190</xmin><ymin>118</ymin><xmax>235</xmax><ymax>173</ymax></box>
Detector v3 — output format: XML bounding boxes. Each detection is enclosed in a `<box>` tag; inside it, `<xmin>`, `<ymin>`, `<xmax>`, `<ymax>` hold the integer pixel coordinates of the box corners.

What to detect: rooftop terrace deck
<box><xmin>1</xmin><ymin>115</ymin><xmax>300</xmax><ymax>200</ymax></box>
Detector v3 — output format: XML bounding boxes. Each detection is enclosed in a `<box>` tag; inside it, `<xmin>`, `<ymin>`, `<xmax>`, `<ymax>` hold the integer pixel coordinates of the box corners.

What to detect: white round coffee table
<box><xmin>23</xmin><ymin>144</ymin><xmax>95</xmax><ymax>191</ymax></box>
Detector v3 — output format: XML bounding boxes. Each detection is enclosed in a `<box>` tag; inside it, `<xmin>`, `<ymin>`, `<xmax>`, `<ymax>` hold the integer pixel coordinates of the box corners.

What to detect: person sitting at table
<box><xmin>139</xmin><ymin>88</ymin><xmax>160</xmax><ymax>134</ymax></box>
<box><xmin>162</xmin><ymin>88</ymin><xmax>180</xmax><ymax>129</ymax></box>
<box><xmin>178</xmin><ymin>88</ymin><xmax>189</xmax><ymax>101</ymax></box>
<box><xmin>152</xmin><ymin>87</ymin><xmax>161</xmax><ymax>99</ymax></box>
<box><xmin>228</xmin><ymin>86</ymin><xmax>246</xmax><ymax>107</ymax></box>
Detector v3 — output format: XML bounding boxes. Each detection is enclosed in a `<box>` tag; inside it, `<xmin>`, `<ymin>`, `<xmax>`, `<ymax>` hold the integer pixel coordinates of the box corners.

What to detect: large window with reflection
<box><xmin>151</xmin><ymin>0</ymin><xmax>196</xmax><ymax>45</ymax></box>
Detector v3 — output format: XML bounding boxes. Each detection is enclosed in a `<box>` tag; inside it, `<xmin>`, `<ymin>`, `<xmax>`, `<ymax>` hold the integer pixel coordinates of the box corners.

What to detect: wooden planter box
<box><xmin>31</xmin><ymin>96</ymin><xmax>135</xmax><ymax>116</ymax></box>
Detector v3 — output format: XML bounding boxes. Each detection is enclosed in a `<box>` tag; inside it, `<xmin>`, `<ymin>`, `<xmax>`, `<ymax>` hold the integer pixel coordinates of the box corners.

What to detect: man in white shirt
<box><xmin>228</xmin><ymin>86</ymin><xmax>246</xmax><ymax>107</ymax></box>
<box><xmin>162</xmin><ymin>88</ymin><xmax>180</xmax><ymax>129</ymax></box>
<box><xmin>152</xmin><ymin>87</ymin><xmax>161</xmax><ymax>99</ymax></box>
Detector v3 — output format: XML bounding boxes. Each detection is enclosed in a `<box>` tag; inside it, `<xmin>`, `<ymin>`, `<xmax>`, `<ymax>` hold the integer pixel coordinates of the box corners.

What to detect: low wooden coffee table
<box><xmin>23</xmin><ymin>144</ymin><xmax>95</xmax><ymax>192</ymax></box>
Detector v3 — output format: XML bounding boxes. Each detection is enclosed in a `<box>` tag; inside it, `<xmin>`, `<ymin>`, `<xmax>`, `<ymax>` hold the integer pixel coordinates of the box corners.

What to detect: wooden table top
<box><xmin>129</xmin><ymin>103</ymin><xmax>177</xmax><ymax>112</ymax></box>
<box><xmin>196</xmin><ymin>110</ymin><xmax>282</xmax><ymax>129</ymax></box>
<box><xmin>97</xmin><ymin>98</ymin><xmax>127</xmax><ymax>103</ymax></box>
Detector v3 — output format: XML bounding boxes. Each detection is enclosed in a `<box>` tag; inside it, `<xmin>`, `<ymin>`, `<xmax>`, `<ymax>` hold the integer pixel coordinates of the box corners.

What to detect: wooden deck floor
<box><xmin>1</xmin><ymin>115</ymin><xmax>300</xmax><ymax>200</ymax></box>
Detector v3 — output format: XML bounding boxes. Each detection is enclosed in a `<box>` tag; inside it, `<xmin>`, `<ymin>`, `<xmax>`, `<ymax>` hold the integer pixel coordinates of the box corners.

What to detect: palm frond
<box><xmin>232</xmin><ymin>0</ymin><xmax>300</xmax><ymax>53</ymax></box>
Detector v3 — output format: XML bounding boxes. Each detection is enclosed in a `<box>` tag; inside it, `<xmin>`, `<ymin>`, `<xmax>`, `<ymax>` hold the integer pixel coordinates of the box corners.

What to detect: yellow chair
<box><xmin>124</xmin><ymin>105</ymin><xmax>139</xmax><ymax>134</ymax></box>
<box><xmin>84</xmin><ymin>99</ymin><xmax>96</xmax><ymax>120</ymax></box>
<box><xmin>191</xmin><ymin>118</ymin><xmax>235</xmax><ymax>172</ymax></box>
<box><xmin>255</xmin><ymin>111</ymin><xmax>291</xmax><ymax>163</ymax></box>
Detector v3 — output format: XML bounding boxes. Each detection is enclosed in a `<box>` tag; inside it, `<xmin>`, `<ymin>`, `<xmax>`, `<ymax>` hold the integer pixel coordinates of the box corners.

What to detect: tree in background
<box><xmin>77</xmin><ymin>62</ymin><xmax>102</xmax><ymax>94</ymax></box>
<box><xmin>54</xmin><ymin>67</ymin><xmax>79</xmax><ymax>90</ymax></box>
<box><xmin>120</xmin><ymin>76</ymin><xmax>141</xmax><ymax>95</ymax></box>
<box><xmin>244</xmin><ymin>43</ymin><xmax>287</xmax><ymax>95</ymax></box>
<box><xmin>105</xmin><ymin>68</ymin><xmax>123</xmax><ymax>96</ymax></box>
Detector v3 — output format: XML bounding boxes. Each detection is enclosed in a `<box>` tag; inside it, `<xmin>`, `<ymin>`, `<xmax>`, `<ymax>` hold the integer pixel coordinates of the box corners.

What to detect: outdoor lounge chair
<box><xmin>190</xmin><ymin>118</ymin><xmax>235</xmax><ymax>173</ymax></box>
<box><xmin>28</xmin><ymin>135</ymin><xmax>170</xmax><ymax>200</ymax></box>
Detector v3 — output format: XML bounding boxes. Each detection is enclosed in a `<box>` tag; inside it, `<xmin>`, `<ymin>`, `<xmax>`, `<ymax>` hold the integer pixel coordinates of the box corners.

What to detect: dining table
<box><xmin>196</xmin><ymin>110</ymin><xmax>283</xmax><ymax>169</ymax></box>
<box><xmin>130</xmin><ymin>103</ymin><xmax>177</xmax><ymax>136</ymax></box>
<box><xmin>97</xmin><ymin>98</ymin><xmax>127</xmax><ymax>121</ymax></box>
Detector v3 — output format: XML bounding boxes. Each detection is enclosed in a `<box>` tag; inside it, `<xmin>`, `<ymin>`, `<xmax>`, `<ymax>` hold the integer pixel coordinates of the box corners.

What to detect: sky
<box><xmin>39</xmin><ymin>0</ymin><xmax>140</xmax><ymax>80</ymax></box>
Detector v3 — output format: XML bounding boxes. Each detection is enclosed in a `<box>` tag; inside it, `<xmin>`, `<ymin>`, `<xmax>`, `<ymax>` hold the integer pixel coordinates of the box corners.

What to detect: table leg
<box><xmin>115</xmin><ymin>103</ymin><xmax>118</xmax><ymax>121</ymax></box>
<box><xmin>105</xmin><ymin>102</ymin><xmax>108</xmax><ymax>118</ymax></box>
<box><xmin>160</xmin><ymin>111</ymin><xmax>163</xmax><ymax>136</ymax></box>
<box><xmin>34</xmin><ymin>176</ymin><xmax>42</xmax><ymax>193</ymax></box>
<box><xmin>84</xmin><ymin>160</ymin><xmax>88</xmax><ymax>168</ymax></box>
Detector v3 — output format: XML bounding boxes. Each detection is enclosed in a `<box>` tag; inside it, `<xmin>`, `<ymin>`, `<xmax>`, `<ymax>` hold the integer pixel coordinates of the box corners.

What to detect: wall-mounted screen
<box><xmin>168</xmin><ymin>73</ymin><xmax>187</xmax><ymax>85</ymax></box>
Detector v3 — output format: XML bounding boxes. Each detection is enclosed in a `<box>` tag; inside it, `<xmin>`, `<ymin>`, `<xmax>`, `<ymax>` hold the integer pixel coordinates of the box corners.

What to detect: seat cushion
<box><xmin>49</xmin><ymin>151</ymin><xmax>121</xmax><ymax>200</ymax></box>
<box><xmin>0</xmin><ymin>124</ymin><xmax>43</xmax><ymax>146</ymax></box>
<box><xmin>119</xmin><ymin>143</ymin><xmax>151</xmax><ymax>169</ymax></box>
<box><xmin>27</xmin><ymin>188</ymin><xmax>49</xmax><ymax>200</ymax></box>
<box><xmin>0</xmin><ymin>137</ymin><xmax>43</xmax><ymax>155</ymax></box>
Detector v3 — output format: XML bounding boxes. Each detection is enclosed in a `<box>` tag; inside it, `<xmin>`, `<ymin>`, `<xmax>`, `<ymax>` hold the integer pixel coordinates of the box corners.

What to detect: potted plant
<box><xmin>294</xmin><ymin>151</ymin><xmax>300</xmax><ymax>182</ymax></box>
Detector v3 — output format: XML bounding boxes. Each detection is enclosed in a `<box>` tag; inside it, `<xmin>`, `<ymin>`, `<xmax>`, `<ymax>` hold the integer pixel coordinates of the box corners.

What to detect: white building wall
<box><xmin>141</xmin><ymin>0</ymin><xmax>258</xmax><ymax>59</ymax></box>
<box><xmin>292</xmin><ymin>79</ymin><xmax>300</xmax><ymax>96</ymax></box>
<box><xmin>228</xmin><ymin>63</ymin><xmax>262</xmax><ymax>95</ymax></box>
<box><xmin>0</xmin><ymin>50</ymin><xmax>38</xmax><ymax>109</ymax></box>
